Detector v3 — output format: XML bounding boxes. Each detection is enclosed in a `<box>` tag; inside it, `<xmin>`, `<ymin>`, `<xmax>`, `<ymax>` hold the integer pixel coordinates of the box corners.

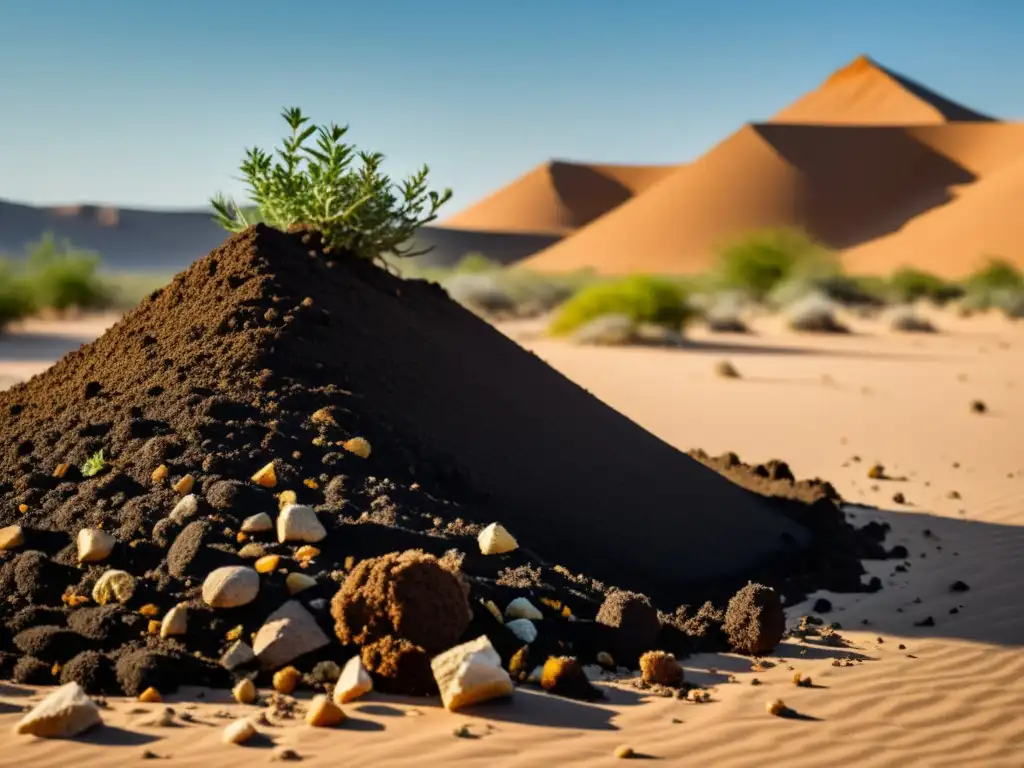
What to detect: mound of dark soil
<box><xmin>0</xmin><ymin>225</ymin><xmax>896</xmax><ymax>693</ymax></box>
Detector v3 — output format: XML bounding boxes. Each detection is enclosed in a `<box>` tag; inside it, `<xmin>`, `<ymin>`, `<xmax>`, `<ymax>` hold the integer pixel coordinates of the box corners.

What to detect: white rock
<box><xmin>285</xmin><ymin>572</ymin><xmax>317</xmax><ymax>595</ymax></box>
<box><xmin>505</xmin><ymin>597</ymin><xmax>543</xmax><ymax>621</ymax></box>
<box><xmin>202</xmin><ymin>566</ymin><xmax>260</xmax><ymax>608</ymax></box>
<box><xmin>240</xmin><ymin>512</ymin><xmax>273</xmax><ymax>534</ymax></box>
<box><xmin>222</xmin><ymin>718</ymin><xmax>256</xmax><ymax>745</ymax></box>
<box><xmin>277</xmin><ymin>504</ymin><xmax>327</xmax><ymax>544</ymax></box>
<box><xmin>15</xmin><ymin>682</ymin><xmax>103</xmax><ymax>738</ymax></box>
<box><xmin>333</xmin><ymin>656</ymin><xmax>373</xmax><ymax>705</ymax></box>
<box><xmin>0</xmin><ymin>524</ymin><xmax>24</xmax><ymax>550</ymax></box>
<box><xmin>431</xmin><ymin>635</ymin><xmax>514</xmax><ymax>712</ymax></box>
<box><xmin>77</xmin><ymin>528</ymin><xmax>116</xmax><ymax>563</ymax></box>
<box><xmin>477</xmin><ymin>523</ymin><xmax>518</xmax><ymax>555</ymax></box>
<box><xmin>221</xmin><ymin>641</ymin><xmax>256</xmax><ymax>670</ymax></box>
<box><xmin>92</xmin><ymin>569</ymin><xmax>136</xmax><ymax>605</ymax></box>
<box><xmin>252</xmin><ymin>600</ymin><xmax>330</xmax><ymax>669</ymax></box>
<box><xmin>169</xmin><ymin>494</ymin><xmax>199</xmax><ymax>524</ymax></box>
<box><xmin>527</xmin><ymin>666</ymin><xmax>544</xmax><ymax>685</ymax></box>
<box><xmin>160</xmin><ymin>605</ymin><xmax>187</xmax><ymax>639</ymax></box>
<box><xmin>505</xmin><ymin>618</ymin><xmax>538</xmax><ymax>645</ymax></box>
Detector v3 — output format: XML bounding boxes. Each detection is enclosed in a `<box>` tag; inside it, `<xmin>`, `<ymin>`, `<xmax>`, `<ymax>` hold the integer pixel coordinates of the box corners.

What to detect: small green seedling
<box><xmin>81</xmin><ymin>449</ymin><xmax>106</xmax><ymax>478</ymax></box>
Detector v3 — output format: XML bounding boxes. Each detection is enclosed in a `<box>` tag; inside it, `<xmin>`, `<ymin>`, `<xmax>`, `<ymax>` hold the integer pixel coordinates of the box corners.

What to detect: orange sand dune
<box><xmin>520</xmin><ymin>123</ymin><xmax>1019</xmax><ymax>276</ymax></box>
<box><xmin>771</xmin><ymin>55</ymin><xmax>995</xmax><ymax>125</ymax></box>
<box><xmin>441</xmin><ymin>160</ymin><xmax>678</xmax><ymax>235</ymax></box>
<box><xmin>843</xmin><ymin>153</ymin><xmax>1024</xmax><ymax>277</ymax></box>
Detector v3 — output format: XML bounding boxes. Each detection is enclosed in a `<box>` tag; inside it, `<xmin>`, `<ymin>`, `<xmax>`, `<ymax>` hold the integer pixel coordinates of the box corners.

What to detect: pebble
<box><xmin>202</xmin><ymin>566</ymin><xmax>260</xmax><ymax>608</ymax></box>
<box><xmin>505</xmin><ymin>597</ymin><xmax>543</xmax><ymax>621</ymax></box>
<box><xmin>77</xmin><ymin>528</ymin><xmax>116</xmax><ymax>563</ymax></box>
<box><xmin>285</xmin><ymin>572</ymin><xmax>318</xmax><ymax>595</ymax></box>
<box><xmin>160</xmin><ymin>604</ymin><xmax>187</xmax><ymax>639</ymax></box>
<box><xmin>221</xmin><ymin>641</ymin><xmax>256</xmax><ymax>670</ymax></box>
<box><xmin>233</xmin><ymin>678</ymin><xmax>257</xmax><ymax>704</ymax></box>
<box><xmin>0</xmin><ymin>524</ymin><xmax>25</xmax><ymax>550</ymax></box>
<box><xmin>277</xmin><ymin>504</ymin><xmax>327</xmax><ymax>544</ymax></box>
<box><xmin>255</xmin><ymin>554</ymin><xmax>281</xmax><ymax>574</ymax></box>
<box><xmin>614</xmin><ymin>745</ymin><xmax>635</xmax><ymax>759</ymax></box>
<box><xmin>173</xmin><ymin>474</ymin><xmax>195</xmax><ymax>495</ymax></box>
<box><xmin>169</xmin><ymin>494</ymin><xmax>199</xmax><ymax>524</ymax></box>
<box><xmin>766</xmin><ymin>699</ymin><xmax>787</xmax><ymax>716</ymax></box>
<box><xmin>252</xmin><ymin>462</ymin><xmax>278</xmax><ymax>489</ymax></box>
<box><xmin>305</xmin><ymin>695</ymin><xmax>345</xmax><ymax>727</ymax></box>
<box><xmin>241</xmin><ymin>512</ymin><xmax>273</xmax><ymax>533</ymax></box>
<box><xmin>14</xmin><ymin>682</ymin><xmax>103</xmax><ymax>738</ymax></box>
<box><xmin>477</xmin><ymin>523</ymin><xmax>518</xmax><ymax>555</ymax></box>
<box><xmin>431</xmin><ymin>635</ymin><xmax>514</xmax><ymax>711</ymax></box>
<box><xmin>273</xmin><ymin>666</ymin><xmax>301</xmax><ymax>695</ymax></box>
<box><xmin>272</xmin><ymin>747</ymin><xmax>302</xmax><ymax>762</ymax></box>
<box><xmin>333</xmin><ymin>656</ymin><xmax>373</xmax><ymax>704</ymax></box>
<box><xmin>138</xmin><ymin>688</ymin><xmax>162</xmax><ymax>703</ymax></box>
<box><xmin>342</xmin><ymin>437</ymin><xmax>371</xmax><ymax>458</ymax></box>
<box><xmin>505</xmin><ymin>618</ymin><xmax>538</xmax><ymax>645</ymax></box>
<box><xmin>92</xmin><ymin>569</ymin><xmax>136</xmax><ymax>605</ymax></box>
<box><xmin>223</xmin><ymin>718</ymin><xmax>257</xmax><ymax>745</ymax></box>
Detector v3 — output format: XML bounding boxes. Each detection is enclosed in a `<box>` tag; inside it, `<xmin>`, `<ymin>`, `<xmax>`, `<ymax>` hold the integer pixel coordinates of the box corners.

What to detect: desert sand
<box><xmin>1</xmin><ymin>307</ymin><xmax>1022</xmax><ymax>766</ymax></box>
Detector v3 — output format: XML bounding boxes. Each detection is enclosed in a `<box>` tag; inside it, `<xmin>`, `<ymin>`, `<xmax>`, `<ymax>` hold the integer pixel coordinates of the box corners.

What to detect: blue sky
<box><xmin>1</xmin><ymin>0</ymin><xmax>1021</xmax><ymax>212</ymax></box>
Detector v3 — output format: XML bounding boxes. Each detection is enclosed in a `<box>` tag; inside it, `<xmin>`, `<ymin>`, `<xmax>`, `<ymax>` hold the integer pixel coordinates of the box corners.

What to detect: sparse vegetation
<box><xmin>887</xmin><ymin>267</ymin><xmax>962</xmax><ymax>305</ymax></box>
<box><xmin>549</xmin><ymin>275</ymin><xmax>691</xmax><ymax>336</ymax></box>
<box><xmin>785</xmin><ymin>293</ymin><xmax>849</xmax><ymax>333</ymax></box>
<box><xmin>889</xmin><ymin>308</ymin><xmax>936</xmax><ymax>333</ymax></box>
<box><xmin>715</xmin><ymin>228</ymin><xmax>839</xmax><ymax>300</ymax></box>
<box><xmin>0</xmin><ymin>260</ymin><xmax>34</xmax><ymax>332</ymax></box>
<box><xmin>23</xmin><ymin>233</ymin><xmax>110</xmax><ymax>312</ymax></box>
<box><xmin>211</xmin><ymin>107</ymin><xmax>453</xmax><ymax>264</ymax></box>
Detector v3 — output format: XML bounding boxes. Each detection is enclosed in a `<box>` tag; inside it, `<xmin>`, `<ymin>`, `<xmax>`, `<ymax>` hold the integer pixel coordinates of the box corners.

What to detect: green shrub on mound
<box><xmin>549</xmin><ymin>275</ymin><xmax>691</xmax><ymax>336</ymax></box>
<box><xmin>715</xmin><ymin>228</ymin><xmax>838</xmax><ymax>300</ymax></box>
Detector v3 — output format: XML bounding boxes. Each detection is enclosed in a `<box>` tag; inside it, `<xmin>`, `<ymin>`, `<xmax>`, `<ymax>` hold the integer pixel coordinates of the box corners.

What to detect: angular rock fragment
<box><xmin>431</xmin><ymin>635</ymin><xmax>514</xmax><ymax>711</ymax></box>
<box><xmin>253</xmin><ymin>600</ymin><xmax>330</xmax><ymax>668</ymax></box>
<box><xmin>477</xmin><ymin>523</ymin><xmax>518</xmax><ymax>555</ymax></box>
<box><xmin>333</xmin><ymin>655</ymin><xmax>373</xmax><ymax>704</ymax></box>
<box><xmin>15</xmin><ymin>682</ymin><xmax>102</xmax><ymax>738</ymax></box>
<box><xmin>277</xmin><ymin>504</ymin><xmax>327</xmax><ymax>544</ymax></box>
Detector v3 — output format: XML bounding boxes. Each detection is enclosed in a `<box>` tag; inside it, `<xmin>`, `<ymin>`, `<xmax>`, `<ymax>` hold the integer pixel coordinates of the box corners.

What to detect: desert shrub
<box><xmin>715</xmin><ymin>228</ymin><xmax>838</xmax><ymax>300</ymax></box>
<box><xmin>0</xmin><ymin>259</ymin><xmax>34</xmax><ymax>331</ymax></box>
<box><xmin>997</xmin><ymin>291</ymin><xmax>1024</xmax><ymax>319</ymax></box>
<box><xmin>887</xmin><ymin>267</ymin><xmax>962</xmax><ymax>305</ymax></box>
<box><xmin>501</xmin><ymin>268</ymin><xmax>596</xmax><ymax>316</ymax></box>
<box><xmin>549</xmin><ymin>275</ymin><xmax>691</xmax><ymax>336</ymax></box>
<box><xmin>889</xmin><ymin>308</ymin><xmax>936</xmax><ymax>333</ymax></box>
<box><xmin>702</xmin><ymin>292</ymin><xmax>750</xmax><ymax>333</ymax></box>
<box><xmin>785</xmin><ymin>293</ymin><xmax>849</xmax><ymax>333</ymax></box>
<box><xmin>24</xmin><ymin>233</ymin><xmax>110</xmax><ymax>311</ymax></box>
<box><xmin>966</xmin><ymin>258</ymin><xmax>1023</xmax><ymax>293</ymax></box>
<box><xmin>211</xmin><ymin>107</ymin><xmax>452</xmax><ymax>263</ymax></box>
<box><xmin>452</xmin><ymin>253</ymin><xmax>500</xmax><ymax>274</ymax></box>
<box><xmin>572</xmin><ymin>314</ymin><xmax>638</xmax><ymax>346</ymax></box>
<box><xmin>442</xmin><ymin>273</ymin><xmax>517</xmax><ymax>318</ymax></box>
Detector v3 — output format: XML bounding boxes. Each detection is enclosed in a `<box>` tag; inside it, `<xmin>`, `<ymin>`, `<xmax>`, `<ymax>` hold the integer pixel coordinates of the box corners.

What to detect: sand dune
<box><xmin>843</xmin><ymin>153</ymin><xmax>1024</xmax><ymax>276</ymax></box>
<box><xmin>771</xmin><ymin>55</ymin><xmax>995</xmax><ymax>125</ymax></box>
<box><xmin>441</xmin><ymin>160</ymin><xmax>678</xmax><ymax>235</ymax></box>
<box><xmin>520</xmin><ymin>123</ymin><xmax>1022</xmax><ymax>276</ymax></box>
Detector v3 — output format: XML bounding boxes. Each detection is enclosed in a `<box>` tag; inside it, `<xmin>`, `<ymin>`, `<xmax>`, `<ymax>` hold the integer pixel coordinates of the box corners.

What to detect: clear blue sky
<box><xmin>1</xmin><ymin>0</ymin><xmax>1021</xmax><ymax>212</ymax></box>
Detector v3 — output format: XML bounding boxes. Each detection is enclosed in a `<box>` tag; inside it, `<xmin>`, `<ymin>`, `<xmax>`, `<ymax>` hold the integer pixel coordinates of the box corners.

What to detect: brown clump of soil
<box><xmin>596</xmin><ymin>589</ymin><xmax>662</xmax><ymax>665</ymax></box>
<box><xmin>540</xmin><ymin>656</ymin><xmax>603</xmax><ymax>701</ymax></box>
<box><xmin>331</xmin><ymin>549</ymin><xmax>470</xmax><ymax>654</ymax></box>
<box><xmin>722</xmin><ymin>582</ymin><xmax>786</xmax><ymax>655</ymax></box>
<box><xmin>639</xmin><ymin>650</ymin><xmax>683</xmax><ymax>687</ymax></box>
<box><xmin>0</xmin><ymin>225</ymin><xmax>900</xmax><ymax>693</ymax></box>
<box><xmin>359</xmin><ymin>635</ymin><xmax>436</xmax><ymax>696</ymax></box>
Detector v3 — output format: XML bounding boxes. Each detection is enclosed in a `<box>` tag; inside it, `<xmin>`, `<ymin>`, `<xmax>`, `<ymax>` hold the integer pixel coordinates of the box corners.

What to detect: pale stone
<box><xmin>169</xmin><ymin>494</ymin><xmax>198</xmax><ymax>524</ymax></box>
<box><xmin>77</xmin><ymin>528</ymin><xmax>116</xmax><ymax>563</ymax></box>
<box><xmin>14</xmin><ymin>682</ymin><xmax>102</xmax><ymax>738</ymax></box>
<box><xmin>305</xmin><ymin>695</ymin><xmax>345</xmax><ymax>727</ymax></box>
<box><xmin>240</xmin><ymin>512</ymin><xmax>273</xmax><ymax>533</ymax></box>
<box><xmin>505</xmin><ymin>597</ymin><xmax>543</xmax><ymax>621</ymax></box>
<box><xmin>253</xmin><ymin>600</ymin><xmax>330</xmax><ymax>669</ymax></box>
<box><xmin>477</xmin><ymin>523</ymin><xmax>518</xmax><ymax>555</ymax></box>
<box><xmin>202</xmin><ymin>566</ymin><xmax>260</xmax><ymax>608</ymax></box>
<box><xmin>505</xmin><ymin>618</ymin><xmax>538</xmax><ymax>645</ymax></box>
<box><xmin>223</xmin><ymin>718</ymin><xmax>256</xmax><ymax>744</ymax></box>
<box><xmin>277</xmin><ymin>504</ymin><xmax>327</xmax><ymax>544</ymax></box>
<box><xmin>92</xmin><ymin>569</ymin><xmax>136</xmax><ymax>605</ymax></box>
<box><xmin>0</xmin><ymin>524</ymin><xmax>24</xmax><ymax>551</ymax></box>
<box><xmin>431</xmin><ymin>635</ymin><xmax>514</xmax><ymax>711</ymax></box>
<box><xmin>285</xmin><ymin>572</ymin><xmax>317</xmax><ymax>595</ymax></box>
<box><xmin>332</xmin><ymin>656</ymin><xmax>373</xmax><ymax>705</ymax></box>
<box><xmin>221</xmin><ymin>641</ymin><xmax>255</xmax><ymax>670</ymax></box>
<box><xmin>160</xmin><ymin>605</ymin><xmax>187</xmax><ymax>639</ymax></box>
<box><xmin>233</xmin><ymin>678</ymin><xmax>257</xmax><ymax>704</ymax></box>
